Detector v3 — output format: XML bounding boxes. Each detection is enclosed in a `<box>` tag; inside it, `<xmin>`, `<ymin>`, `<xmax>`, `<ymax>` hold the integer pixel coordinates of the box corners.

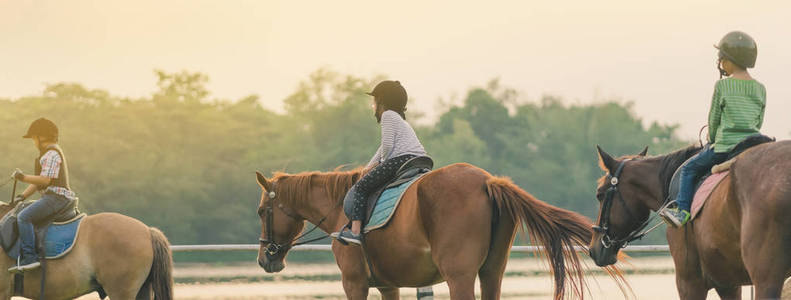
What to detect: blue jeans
<box><xmin>17</xmin><ymin>193</ymin><xmax>71</xmax><ymax>259</ymax></box>
<box><xmin>675</xmin><ymin>145</ymin><xmax>728</xmax><ymax>212</ymax></box>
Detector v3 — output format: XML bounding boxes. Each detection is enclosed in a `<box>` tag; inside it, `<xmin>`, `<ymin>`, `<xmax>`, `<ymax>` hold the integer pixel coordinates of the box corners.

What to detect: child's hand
<box><xmin>11</xmin><ymin>169</ymin><xmax>25</xmax><ymax>181</ymax></box>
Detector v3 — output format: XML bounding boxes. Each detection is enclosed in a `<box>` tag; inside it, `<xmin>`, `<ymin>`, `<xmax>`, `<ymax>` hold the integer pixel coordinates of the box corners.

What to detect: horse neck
<box><xmin>628</xmin><ymin>159</ymin><xmax>668</xmax><ymax>212</ymax></box>
<box><xmin>287</xmin><ymin>173</ymin><xmax>354</xmax><ymax>234</ymax></box>
<box><xmin>640</xmin><ymin>145</ymin><xmax>703</xmax><ymax>211</ymax></box>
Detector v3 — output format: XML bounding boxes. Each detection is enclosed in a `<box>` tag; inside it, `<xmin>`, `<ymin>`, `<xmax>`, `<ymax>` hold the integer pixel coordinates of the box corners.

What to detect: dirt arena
<box><xmin>55</xmin><ymin>256</ymin><xmax>790</xmax><ymax>299</ymax></box>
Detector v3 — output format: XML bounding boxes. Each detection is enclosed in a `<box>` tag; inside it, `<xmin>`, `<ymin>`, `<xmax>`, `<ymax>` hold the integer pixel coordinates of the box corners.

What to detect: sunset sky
<box><xmin>1</xmin><ymin>0</ymin><xmax>789</xmax><ymax>139</ymax></box>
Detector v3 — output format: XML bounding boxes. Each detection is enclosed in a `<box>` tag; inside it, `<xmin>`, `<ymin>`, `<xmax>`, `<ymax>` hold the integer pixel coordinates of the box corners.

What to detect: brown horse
<box><xmin>255</xmin><ymin>163</ymin><xmax>624</xmax><ymax>300</ymax></box>
<box><xmin>0</xmin><ymin>202</ymin><xmax>173</xmax><ymax>299</ymax></box>
<box><xmin>589</xmin><ymin>142</ymin><xmax>791</xmax><ymax>299</ymax></box>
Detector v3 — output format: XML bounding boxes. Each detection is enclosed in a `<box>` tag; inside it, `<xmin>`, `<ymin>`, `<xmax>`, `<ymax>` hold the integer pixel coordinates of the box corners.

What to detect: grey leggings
<box><xmin>350</xmin><ymin>154</ymin><xmax>416</xmax><ymax>221</ymax></box>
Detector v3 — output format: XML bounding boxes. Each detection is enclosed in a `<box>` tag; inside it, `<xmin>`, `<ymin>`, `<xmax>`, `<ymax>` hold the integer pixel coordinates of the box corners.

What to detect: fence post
<box><xmin>417</xmin><ymin>286</ymin><xmax>434</xmax><ymax>300</ymax></box>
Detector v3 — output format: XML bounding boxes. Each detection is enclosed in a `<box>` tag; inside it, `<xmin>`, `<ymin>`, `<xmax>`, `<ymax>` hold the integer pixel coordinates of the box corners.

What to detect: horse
<box><xmin>0</xmin><ymin>201</ymin><xmax>173</xmax><ymax>299</ymax></box>
<box><xmin>254</xmin><ymin>163</ymin><xmax>625</xmax><ymax>300</ymax></box>
<box><xmin>589</xmin><ymin>142</ymin><xmax>791</xmax><ymax>299</ymax></box>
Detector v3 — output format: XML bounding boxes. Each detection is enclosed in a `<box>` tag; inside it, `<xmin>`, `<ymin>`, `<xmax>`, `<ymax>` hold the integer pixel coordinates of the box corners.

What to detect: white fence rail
<box><xmin>168</xmin><ymin>244</ymin><xmax>764</xmax><ymax>299</ymax></box>
<box><xmin>170</xmin><ymin>244</ymin><xmax>670</xmax><ymax>252</ymax></box>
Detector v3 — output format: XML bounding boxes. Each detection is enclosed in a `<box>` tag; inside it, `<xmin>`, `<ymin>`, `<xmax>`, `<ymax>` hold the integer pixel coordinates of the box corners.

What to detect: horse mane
<box><xmin>271</xmin><ymin>167</ymin><xmax>365</xmax><ymax>207</ymax></box>
<box><xmin>655</xmin><ymin>144</ymin><xmax>703</xmax><ymax>200</ymax></box>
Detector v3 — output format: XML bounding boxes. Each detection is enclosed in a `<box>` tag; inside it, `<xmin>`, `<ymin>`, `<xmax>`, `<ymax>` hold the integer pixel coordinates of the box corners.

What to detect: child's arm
<box><xmin>707</xmin><ymin>85</ymin><xmax>723</xmax><ymax>144</ymax></box>
<box><xmin>12</xmin><ymin>169</ymin><xmax>50</xmax><ymax>198</ymax></box>
<box><xmin>19</xmin><ymin>183</ymin><xmax>37</xmax><ymax>199</ymax></box>
<box><xmin>19</xmin><ymin>174</ymin><xmax>52</xmax><ymax>187</ymax></box>
<box><xmin>366</xmin><ymin>146</ymin><xmax>382</xmax><ymax>169</ymax></box>
<box><xmin>379</xmin><ymin>111</ymin><xmax>398</xmax><ymax>160</ymax></box>
<box><xmin>757</xmin><ymin>89</ymin><xmax>766</xmax><ymax>129</ymax></box>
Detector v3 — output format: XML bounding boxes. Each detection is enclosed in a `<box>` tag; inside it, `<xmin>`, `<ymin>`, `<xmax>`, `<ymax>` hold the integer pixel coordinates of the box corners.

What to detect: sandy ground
<box><xmin>21</xmin><ymin>257</ymin><xmax>775</xmax><ymax>299</ymax></box>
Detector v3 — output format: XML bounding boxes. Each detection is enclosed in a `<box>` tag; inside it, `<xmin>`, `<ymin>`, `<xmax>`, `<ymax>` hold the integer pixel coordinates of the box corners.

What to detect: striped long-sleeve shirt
<box><xmin>367</xmin><ymin>110</ymin><xmax>428</xmax><ymax>168</ymax></box>
<box><xmin>707</xmin><ymin>78</ymin><xmax>767</xmax><ymax>153</ymax></box>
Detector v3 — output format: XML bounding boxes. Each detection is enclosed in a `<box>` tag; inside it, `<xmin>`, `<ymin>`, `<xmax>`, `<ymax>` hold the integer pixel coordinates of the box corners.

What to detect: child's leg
<box><xmin>675</xmin><ymin>147</ymin><xmax>720</xmax><ymax>211</ymax></box>
<box><xmin>16</xmin><ymin>194</ymin><xmax>69</xmax><ymax>260</ymax></box>
<box><xmin>349</xmin><ymin>155</ymin><xmax>415</xmax><ymax>233</ymax></box>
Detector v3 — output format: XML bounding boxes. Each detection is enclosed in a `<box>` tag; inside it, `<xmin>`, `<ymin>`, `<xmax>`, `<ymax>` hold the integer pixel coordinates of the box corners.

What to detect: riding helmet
<box><xmin>715</xmin><ymin>31</ymin><xmax>757</xmax><ymax>69</ymax></box>
<box><xmin>23</xmin><ymin>118</ymin><xmax>59</xmax><ymax>140</ymax></box>
<box><xmin>367</xmin><ymin>80</ymin><xmax>408</xmax><ymax>114</ymax></box>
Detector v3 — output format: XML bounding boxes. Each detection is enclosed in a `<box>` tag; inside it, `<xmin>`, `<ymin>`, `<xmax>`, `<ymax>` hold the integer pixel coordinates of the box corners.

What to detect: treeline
<box><xmin>0</xmin><ymin>69</ymin><xmax>686</xmax><ymax>244</ymax></box>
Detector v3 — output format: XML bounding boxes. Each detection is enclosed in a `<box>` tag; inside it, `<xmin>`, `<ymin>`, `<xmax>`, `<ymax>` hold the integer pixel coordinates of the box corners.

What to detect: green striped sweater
<box><xmin>708</xmin><ymin>78</ymin><xmax>766</xmax><ymax>153</ymax></box>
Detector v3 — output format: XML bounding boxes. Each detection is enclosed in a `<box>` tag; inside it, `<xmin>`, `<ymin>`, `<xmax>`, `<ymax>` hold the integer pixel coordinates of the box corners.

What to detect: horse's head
<box><xmin>255</xmin><ymin>171</ymin><xmax>306</xmax><ymax>273</ymax></box>
<box><xmin>589</xmin><ymin>145</ymin><xmax>654</xmax><ymax>266</ymax></box>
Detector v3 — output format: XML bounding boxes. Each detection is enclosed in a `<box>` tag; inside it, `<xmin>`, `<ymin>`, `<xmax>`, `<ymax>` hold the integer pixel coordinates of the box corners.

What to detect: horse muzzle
<box><xmin>258</xmin><ymin>256</ymin><xmax>285</xmax><ymax>273</ymax></box>
<box><xmin>589</xmin><ymin>234</ymin><xmax>620</xmax><ymax>267</ymax></box>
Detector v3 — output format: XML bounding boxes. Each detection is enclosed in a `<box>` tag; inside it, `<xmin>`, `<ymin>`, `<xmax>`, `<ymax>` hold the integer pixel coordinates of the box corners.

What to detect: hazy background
<box><xmin>0</xmin><ymin>0</ymin><xmax>789</xmax><ymax>244</ymax></box>
<box><xmin>2</xmin><ymin>0</ymin><xmax>789</xmax><ymax>139</ymax></box>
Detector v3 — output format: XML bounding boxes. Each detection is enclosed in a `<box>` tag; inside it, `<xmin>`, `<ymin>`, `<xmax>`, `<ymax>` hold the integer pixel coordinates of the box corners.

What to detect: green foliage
<box><xmin>0</xmin><ymin>69</ymin><xmax>686</xmax><ymax>245</ymax></box>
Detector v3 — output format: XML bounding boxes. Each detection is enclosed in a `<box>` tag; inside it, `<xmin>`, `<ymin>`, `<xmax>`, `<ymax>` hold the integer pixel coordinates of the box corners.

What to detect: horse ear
<box><xmin>638</xmin><ymin>146</ymin><xmax>648</xmax><ymax>157</ymax></box>
<box><xmin>255</xmin><ymin>171</ymin><xmax>272</xmax><ymax>190</ymax></box>
<box><xmin>596</xmin><ymin>145</ymin><xmax>617</xmax><ymax>172</ymax></box>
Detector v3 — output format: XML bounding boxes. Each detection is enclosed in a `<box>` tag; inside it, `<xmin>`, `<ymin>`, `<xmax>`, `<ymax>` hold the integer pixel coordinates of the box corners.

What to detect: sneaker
<box><xmin>335</xmin><ymin>229</ymin><xmax>362</xmax><ymax>245</ymax></box>
<box><xmin>8</xmin><ymin>256</ymin><xmax>40</xmax><ymax>273</ymax></box>
<box><xmin>659</xmin><ymin>207</ymin><xmax>690</xmax><ymax>228</ymax></box>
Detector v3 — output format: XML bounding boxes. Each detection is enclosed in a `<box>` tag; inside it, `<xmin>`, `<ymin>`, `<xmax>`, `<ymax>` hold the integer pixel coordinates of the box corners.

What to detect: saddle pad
<box><xmin>7</xmin><ymin>213</ymin><xmax>86</xmax><ymax>260</ymax></box>
<box><xmin>690</xmin><ymin>172</ymin><xmax>729</xmax><ymax>220</ymax></box>
<box><xmin>364</xmin><ymin>175</ymin><xmax>423</xmax><ymax>233</ymax></box>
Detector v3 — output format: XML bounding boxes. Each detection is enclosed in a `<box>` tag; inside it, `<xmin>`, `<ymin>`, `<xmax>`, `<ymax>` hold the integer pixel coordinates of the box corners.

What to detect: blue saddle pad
<box><xmin>364</xmin><ymin>175</ymin><xmax>423</xmax><ymax>233</ymax></box>
<box><xmin>8</xmin><ymin>214</ymin><xmax>85</xmax><ymax>259</ymax></box>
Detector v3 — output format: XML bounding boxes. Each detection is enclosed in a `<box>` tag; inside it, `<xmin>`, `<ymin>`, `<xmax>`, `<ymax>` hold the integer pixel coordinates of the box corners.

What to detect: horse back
<box><xmin>730</xmin><ymin>141</ymin><xmax>791</xmax><ymax>211</ymax></box>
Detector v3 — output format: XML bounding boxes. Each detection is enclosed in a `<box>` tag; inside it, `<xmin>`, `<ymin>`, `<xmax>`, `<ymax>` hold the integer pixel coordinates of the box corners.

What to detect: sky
<box><xmin>1</xmin><ymin>0</ymin><xmax>789</xmax><ymax>140</ymax></box>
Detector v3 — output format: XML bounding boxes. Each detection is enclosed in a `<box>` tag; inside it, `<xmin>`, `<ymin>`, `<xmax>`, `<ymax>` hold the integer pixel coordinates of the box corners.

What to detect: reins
<box><xmin>258</xmin><ymin>180</ymin><xmax>338</xmax><ymax>256</ymax></box>
<box><xmin>0</xmin><ymin>177</ymin><xmax>15</xmax><ymax>189</ymax></box>
<box><xmin>593</xmin><ymin>159</ymin><xmax>669</xmax><ymax>248</ymax></box>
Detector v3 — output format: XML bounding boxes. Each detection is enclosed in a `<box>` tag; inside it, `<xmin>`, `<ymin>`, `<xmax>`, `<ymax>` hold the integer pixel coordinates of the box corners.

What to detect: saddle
<box><xmin>343</xmin><ymin>156</ymin><xmax>434</xmax><ymax>226</ymax></box>
<box><xmin>0</xmin><ymin>198</ymin><xmax>79</xmax><ymax>256</ymax></box>
<box><xmin>668</xmin><ymin>134</ymin><xmax>775</xmax><ymax>204</ymax></box>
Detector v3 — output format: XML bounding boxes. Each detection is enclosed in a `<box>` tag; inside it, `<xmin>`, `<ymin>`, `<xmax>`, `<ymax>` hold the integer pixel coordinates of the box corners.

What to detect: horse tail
<box><xmin>145</xmin><ymin>227</ymin><xmax>174</xmax><ymax>300</ymax></box>
<box><xmin>485</xmin><ymin>176</ymin><xmax>625</xmax><ymax>299</ymax></box>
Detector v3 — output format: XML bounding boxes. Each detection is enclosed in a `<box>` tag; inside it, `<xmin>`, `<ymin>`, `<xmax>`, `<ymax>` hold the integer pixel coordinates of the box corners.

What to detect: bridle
<box><xmin>592</xmin><ymin>159</ymin><xmax>666</xmax><ymax>249</ymax></box>
<box><xmin>258</xmin><ymin>180</ymin><xmax>336</xmax><ymax>257</ymax></box>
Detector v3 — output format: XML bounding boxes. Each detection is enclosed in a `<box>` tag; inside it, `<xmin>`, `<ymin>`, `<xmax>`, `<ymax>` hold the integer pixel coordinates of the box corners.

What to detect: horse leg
<box><xmin>433</xmin><ymin>237</ymin><xmax>484</xmax><ymax>300</ymax></box>
<box><xmin>377</xmin><ymin>287</ymin><xmax>399</xmax><ymax>300</ymax></box>
<box><xmin>340</xmin><ymin>276</ymin><xmax>369</xmax><ymax>300</ymax></box>
<box><xmin>0</xmin><ymin>280</ymin><xmax>9</xmax><ymax>300</ymax></box>
<box><xmin>674</xmin><ymin>275</ymin><xmax>710</xmax><ymax>300</ymax></box>
<box><xmin>478</xmin><ymin>214</ymin><xmax>516</xmax><ymax>300</ymax></box>
<box><xmin>433</xmin><ymin>229</ymin><xmax>488</xmax><ymax>300</ymax></box>
<box><xmin>741</xmin><ymin>216</ymin><xmax>791</xmax><ymax>299</ymax></box>
<box><xmin>135</xmin><ymin>279</ymin><xmax>152</xmax><ymax>300</ymax></box>
<box><xmin>102</xmin><ymin>266</ymin><xmax>151</xmax><ymax>300</ymax></box>
<box><xmin>715</xmin><ymin>285</ymin><xmax>741</xmax><ymax>300</ymax></box>
<box><xmin>334</xmin><ymin>243</ymin><xmax>371</xmax><ymax>300</ymax></box>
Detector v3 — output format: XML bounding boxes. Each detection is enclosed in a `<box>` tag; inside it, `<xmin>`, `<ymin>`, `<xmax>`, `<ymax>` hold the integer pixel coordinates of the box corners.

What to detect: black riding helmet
<box><xmin>367</xmin><ymin>80</ymin><xmax>407</xmax><ymax>121</ymax></box>
<box><xmin>23</xmin><ymin>118</ymin><xmax>59</xmax><ymax>141</ymax></box>
<box><xmin>715</xmin><ymin>31</ymin><xmax>757</xmax><ymax>70</ymax></box>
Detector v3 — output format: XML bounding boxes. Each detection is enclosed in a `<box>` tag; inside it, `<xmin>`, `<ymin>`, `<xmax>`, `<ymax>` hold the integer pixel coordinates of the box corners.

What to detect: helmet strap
<box><xmin>717</xmin><ymin>59</ymin><xmax>728</xmax><ymax>79</ymax></box>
